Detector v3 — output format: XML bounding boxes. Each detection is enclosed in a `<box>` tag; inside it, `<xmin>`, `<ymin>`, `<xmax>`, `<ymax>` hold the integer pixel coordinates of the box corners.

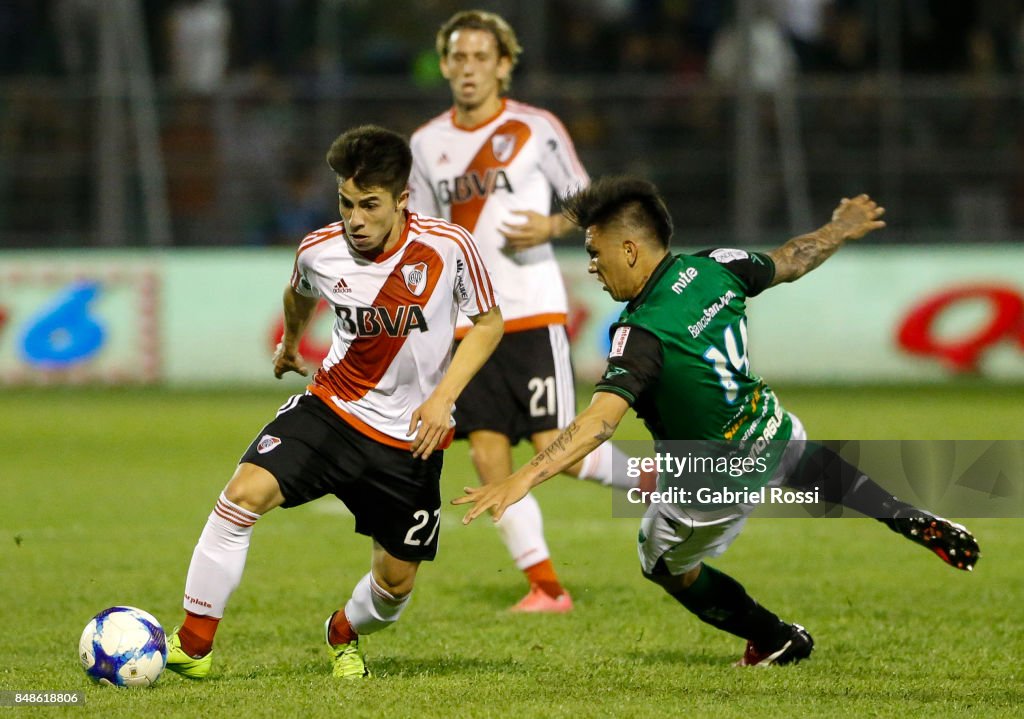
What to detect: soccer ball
<box><xmin>79</xmin><ymin>606</ymin><xmax>167</xmax><ymax>687</ymax></box>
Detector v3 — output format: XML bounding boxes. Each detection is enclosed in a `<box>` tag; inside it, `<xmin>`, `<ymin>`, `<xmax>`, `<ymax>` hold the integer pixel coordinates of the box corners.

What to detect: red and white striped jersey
<box><xmin>290</xmin><ymin>211</ymin><xmax>496</xmax><ymax>449</ymax></box>
<box><xmin>408</xmin><ymin>99</ymin><xmax>589</xmax><ymax>334</ymax></box>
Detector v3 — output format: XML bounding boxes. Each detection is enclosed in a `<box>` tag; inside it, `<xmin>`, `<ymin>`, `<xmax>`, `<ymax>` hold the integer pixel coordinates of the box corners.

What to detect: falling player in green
<box><xmin>455</xmin><ymin>177</ymin><xmax>980</xmax><ymax>666</ymax></box>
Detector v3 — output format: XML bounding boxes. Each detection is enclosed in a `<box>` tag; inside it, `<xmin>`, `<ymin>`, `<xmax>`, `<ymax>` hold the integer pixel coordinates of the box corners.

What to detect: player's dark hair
<box><xmin>563</xmin><ymin>176</ymin><xmax>673</xmax><ymax>248</ymax></box>
<box><xmin>325</xmin><ymin>125</ymin><xmax>412</xmax><ymax>199</ymax></box>
<box><xmin>436</xmin><ymin>10</ymin><xmax>522</xmax><ymax>93</ymax></box>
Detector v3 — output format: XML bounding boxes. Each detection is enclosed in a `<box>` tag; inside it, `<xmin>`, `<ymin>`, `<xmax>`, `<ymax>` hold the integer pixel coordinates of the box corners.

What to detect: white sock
<box><xmin>182</xmin><ymin>492</ymin><xmax>260</xmax><ymax>618</ymax></box>
<box><xmin>576</xmin><ymin>443</ymin><xmax>636</xmax><ymax>490</ymax></box>
<box><xmin>494</xmin><ymin>492</ymin><xmax>550</xmax><ymax>571</ymax></box>
<box><xmin>344</xmin><ymin>572</ymin><xmax>411</xmax><ymax>636</ymax></box>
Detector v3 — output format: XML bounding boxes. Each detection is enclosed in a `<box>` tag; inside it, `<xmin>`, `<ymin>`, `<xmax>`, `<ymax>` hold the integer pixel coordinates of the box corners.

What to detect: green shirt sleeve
<box><xmin>594</xmin><ymin>324</ymin><xmax>663</xmax><ymax>406</ymax></box>
<box><xmin>693</xmin><ymin>248</ymin><xmax>775</xmax><ymax>297</ymax></box>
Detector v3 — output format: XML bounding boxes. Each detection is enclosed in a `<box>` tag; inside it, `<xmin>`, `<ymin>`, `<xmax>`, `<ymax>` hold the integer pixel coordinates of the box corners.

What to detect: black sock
<box><xmin>667</xmin><ymin>565</ymin><xmax>789</xmax><ymax>649</ymax></box>
<box><xmin>786</xmin><ymin>442</ymin><xmax>914</xmax><ymax>520</ymax></box>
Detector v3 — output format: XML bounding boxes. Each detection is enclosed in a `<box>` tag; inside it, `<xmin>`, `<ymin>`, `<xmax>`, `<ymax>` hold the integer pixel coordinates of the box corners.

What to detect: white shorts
<box><xmin>637</xmin><ymin>414</ymin><xmax>807</xmax><ymax>576</ymax></box>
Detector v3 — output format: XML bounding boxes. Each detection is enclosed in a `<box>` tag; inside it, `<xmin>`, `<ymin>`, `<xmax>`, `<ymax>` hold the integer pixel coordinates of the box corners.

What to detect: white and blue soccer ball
<box><xmin>79</xmin><ymin>606</ymin><xmax>167</xmax><ymax>687</ymax></box>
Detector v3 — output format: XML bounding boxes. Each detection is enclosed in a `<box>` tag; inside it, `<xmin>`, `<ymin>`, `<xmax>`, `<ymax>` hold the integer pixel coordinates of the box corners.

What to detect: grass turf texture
<box><xmin>2</xmin><ymin>385</ymin><xmax>1022</xmax><ymax>718</ymax></box>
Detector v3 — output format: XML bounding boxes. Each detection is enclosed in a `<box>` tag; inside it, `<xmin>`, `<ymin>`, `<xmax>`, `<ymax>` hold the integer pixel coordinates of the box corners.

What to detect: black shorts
<box><xmin>239</xmin><ymin>394</ymin><xmax>443</xmax><ymax>562</ymax></box>
<box><xmin>453</xmin><ymin>325</ymin><xmax>577</xmax><ymax>444</ymax></box>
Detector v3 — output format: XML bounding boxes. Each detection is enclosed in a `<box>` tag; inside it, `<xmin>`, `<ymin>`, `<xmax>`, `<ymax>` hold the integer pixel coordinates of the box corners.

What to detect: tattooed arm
<box><xmin>769</xmin><ymin>194</ymin><xmax>885</xmax><ymax>286</ymax></box>
<box><xmin>453</xmin><ymin>392</ymin><xmax>631</xmax><ymax>524</ymax></box>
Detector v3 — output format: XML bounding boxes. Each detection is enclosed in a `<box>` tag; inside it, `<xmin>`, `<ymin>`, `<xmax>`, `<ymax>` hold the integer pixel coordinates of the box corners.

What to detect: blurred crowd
<box><xmin>3</xmin><ymin>0</ymin><xmax>1024</xmax><ymax>84</ymax></box>
<box><xmin>2</xmin><ymin>1</ymin><xmax>1024</xmax><ymax>248</ymax></box>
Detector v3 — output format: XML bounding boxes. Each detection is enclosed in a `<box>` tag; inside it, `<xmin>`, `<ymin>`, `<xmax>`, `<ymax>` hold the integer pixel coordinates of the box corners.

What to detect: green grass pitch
<box><xmin>1</xmin><ymin>385</ymin><xmax>1022</xmax><ymax>718</ymax></box>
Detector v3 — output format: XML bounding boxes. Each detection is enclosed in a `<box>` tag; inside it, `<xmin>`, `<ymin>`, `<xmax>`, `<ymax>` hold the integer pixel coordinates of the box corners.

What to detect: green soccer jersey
<box><xmin>596</xmin><ymin>249</ymin><xmax>793</xmax><ymax>487</ymax></box>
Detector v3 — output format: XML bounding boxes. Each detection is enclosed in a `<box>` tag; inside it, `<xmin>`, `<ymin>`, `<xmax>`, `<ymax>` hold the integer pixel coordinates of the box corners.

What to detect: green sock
<box><xmin>669</xmin><ymin>564</ymin><xmax>789</xmax><ymax>649</ymax></box>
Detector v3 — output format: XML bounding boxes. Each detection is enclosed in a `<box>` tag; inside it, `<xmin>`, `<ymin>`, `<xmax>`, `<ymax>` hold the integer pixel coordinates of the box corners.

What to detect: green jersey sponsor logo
<box><xmin>670</xmin><ymin>266</ymin><xmax>699</xmax><ymax>294</ymax></box>
<box><xmin>688</xmin><ymin>290</ymin><xmax>738</xmax><ymax>338</ymax></box>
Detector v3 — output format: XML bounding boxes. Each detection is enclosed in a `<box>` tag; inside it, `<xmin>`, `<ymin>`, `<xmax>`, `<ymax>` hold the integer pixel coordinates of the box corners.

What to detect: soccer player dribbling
<box><xmin>165</xmin><ymin>125</ymin><xmax>502</xmax><ymax>680</ymax></box>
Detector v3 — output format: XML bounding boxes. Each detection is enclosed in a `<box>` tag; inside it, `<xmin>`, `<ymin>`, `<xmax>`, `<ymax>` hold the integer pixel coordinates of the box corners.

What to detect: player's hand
<box><xmin>409</xmin><ymin>395</ymin><xmax>453</xmax><ymax>460</ymax></box>
<box><xmin>830</xmin><ymin>194</ymin><xmax>886</xmax><ymax>241</ymax></box>
<box><xmin>451</xmin><ymin>475</ymin><xmax>533</xmax><ymax>524</ymax></box>
<box><xmin>272</xmin><ymin>342</ymin><xmax>308</xmax><ymax>379</ymax></box>
<box><xmin>499</xmin><ymin>210</ymin><xmax>553</xmax><ymax>250</ymax></box>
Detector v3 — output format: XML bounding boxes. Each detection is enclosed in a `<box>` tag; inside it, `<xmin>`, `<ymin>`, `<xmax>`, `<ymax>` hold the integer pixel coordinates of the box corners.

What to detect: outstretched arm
<box><xmin>273</xmin><ymin>285</ymin><xmax>319</xmax><ymax>378</ymax></box>
<box><xmin>769</xmin><ymin>194</ymin><xmax>885</xmax><ymax>286</ymax></box>
<box><xmin>409</xmin><ymin>306</ymin><xmax>503</xmax><ymax>459</ymax></box>
<box><xmin>452</xmin><ymin>392</ymin><xmax>631</xmax><ymax>523</ymax></box>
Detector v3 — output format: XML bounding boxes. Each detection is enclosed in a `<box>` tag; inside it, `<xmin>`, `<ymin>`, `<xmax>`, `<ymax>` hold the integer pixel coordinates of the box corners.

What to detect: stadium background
<box><xmin>2</xmin><ymin>2</ymin><xmax>1022</xmax><ymax>717</ymax></box>
<box><xmin>2</xmin><ymin>0</ymin><xmax>1023</xmax><ymax>385</ymax></box>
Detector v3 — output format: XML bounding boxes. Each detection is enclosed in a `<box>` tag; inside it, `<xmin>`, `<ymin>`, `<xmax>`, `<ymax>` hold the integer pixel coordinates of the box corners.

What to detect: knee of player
<box><xmin>223</xmin><ymin>462</ymin><xmax>285</xmax><ymax>514</ymax></box>
<box><xmin>372</xmin><ymin>567</ymin><xmax>417</xmax><ymax>598</ymax></box>
<box><xmin>641</xmin><ymin>557</ymin><xmax>672</xmax><ymax>587</ymax></box>
<box><xmin>468</xmin><ymin>432</ymin><xmax>513</xmax><ymax>463</ymax></box>
<box><xmin>642</xmin><ymin>559</ymin><xmax>701</xmax><ymax>592</ymax></box>
<box><xmin>641</xmin><ymin>568</ymin><xmax>672</xmax><ymax>590</ymax></box>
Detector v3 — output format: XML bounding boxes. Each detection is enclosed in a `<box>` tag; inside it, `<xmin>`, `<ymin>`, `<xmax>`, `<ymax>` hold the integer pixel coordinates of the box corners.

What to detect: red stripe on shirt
<box><xmin>448</xmin><ymin>119</ymin><xmax>532</xmax><ymax>234</ymax></box>
<box><xmin>410</xmin><ymin>215</ymin><xmax>496</xmax><ymax>312</ymax></box>
<box><xmin>313</xmin><ymin>241</ymin><xmax>444</xmax><ymax>402</ymax></box>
